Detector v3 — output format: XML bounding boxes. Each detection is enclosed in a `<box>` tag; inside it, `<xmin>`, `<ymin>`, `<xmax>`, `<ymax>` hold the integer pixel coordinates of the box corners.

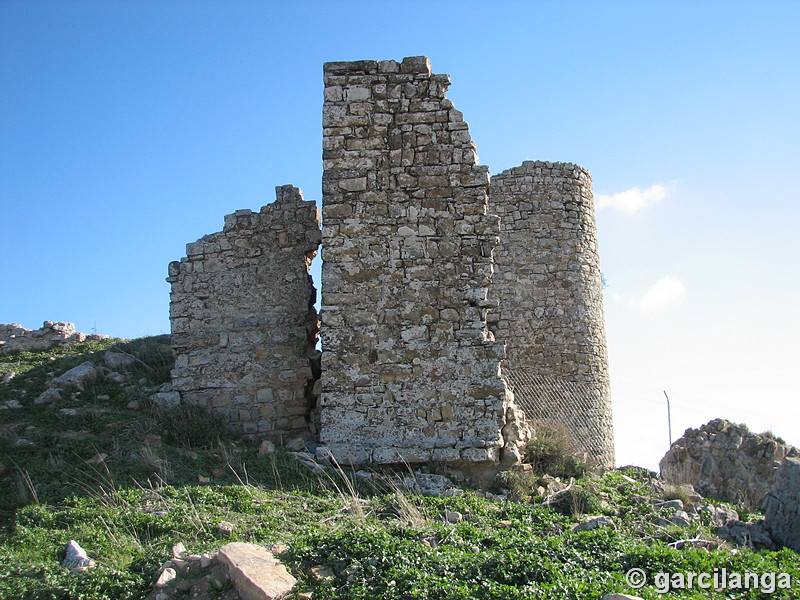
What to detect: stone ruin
<box><xmin>168</xmin><ymin>57</ymin><xmax>614</xmax><ymax>474</ymax></box>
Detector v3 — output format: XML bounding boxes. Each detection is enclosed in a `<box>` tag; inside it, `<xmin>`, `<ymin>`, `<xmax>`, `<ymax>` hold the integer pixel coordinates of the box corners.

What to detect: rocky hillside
<box><xmin>1</xmin><ymin>336</ymin><xmax>798</xmax><ymax>599</ymax></box>
<box><xmin>660</xmin><ymin>418</ymin><xmax>797</xmax><ymax>507</ymax></box>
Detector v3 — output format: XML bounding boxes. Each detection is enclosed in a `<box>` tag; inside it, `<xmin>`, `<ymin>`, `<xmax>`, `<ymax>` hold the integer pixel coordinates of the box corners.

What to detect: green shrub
<box><xmin>524</xmin><ymin>423</ymin><xmax>589</xmax><ymax>478</ymax></box>
<box><xmin>548</xmin><ymin>484</ymin><xmax>602</xmax><ymax>518</ymax></box>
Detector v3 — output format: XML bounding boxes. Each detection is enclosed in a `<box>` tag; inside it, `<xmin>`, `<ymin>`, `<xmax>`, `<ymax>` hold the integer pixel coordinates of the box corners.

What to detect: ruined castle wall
<box><xmin>489</xmin><ymin>161</ymin><xmax>614</xmax><ymax>466</ymax></box>
<box><xmin>168</xmin><ymin>185</ymin><xmax>321</xmax><ymax>441</ymax></box>
<box><xmin>319</xmin><ymin>57</ymin><xmax>523</xmax><ymax>466</ymax></box>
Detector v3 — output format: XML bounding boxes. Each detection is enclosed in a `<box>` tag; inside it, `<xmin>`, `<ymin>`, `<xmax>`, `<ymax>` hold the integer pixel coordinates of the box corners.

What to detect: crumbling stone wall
<box><xmin>167</xmin><ymin>57</ymin><xmax>615</xmax><ymax>470</ymax></box>
<box><xmin>488</xmin><ymin>161</ymin><xmax>613</xmax><ymax>465</ymax></box>
<box><xmin>318</xmin><ymin>57</ymin><xmax>528</xmax><ymax>466</ymax></box>
<box><xmin>168</xmin><ymin>185</ymin><xmax>321</xmax><ymax>441</ymax></box>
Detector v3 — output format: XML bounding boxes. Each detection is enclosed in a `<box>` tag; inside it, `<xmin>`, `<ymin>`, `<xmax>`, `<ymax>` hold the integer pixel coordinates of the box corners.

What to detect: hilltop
<box><xmin>0</xmin><ymin>336</ymin><xmax>798</xmax><ymax>599</ymax></box>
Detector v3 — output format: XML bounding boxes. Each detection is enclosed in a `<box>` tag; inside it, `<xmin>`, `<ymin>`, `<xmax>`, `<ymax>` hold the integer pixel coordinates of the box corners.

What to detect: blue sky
<box><xmin>2</xmin><ymin>0</ymin><xmax>798</xmax><ymax>469</ymax></box>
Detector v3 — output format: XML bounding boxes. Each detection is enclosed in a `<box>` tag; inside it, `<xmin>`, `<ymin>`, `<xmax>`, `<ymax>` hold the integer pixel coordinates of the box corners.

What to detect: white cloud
<box><xmin>632</xmin><ymin>276</ymin><xmax>687</xmax><ymax>312</ymax></box>
<box><xmin>596</xmin><ymin>183</ymin><xmax>670</xmax><ymax>214</ymax></box>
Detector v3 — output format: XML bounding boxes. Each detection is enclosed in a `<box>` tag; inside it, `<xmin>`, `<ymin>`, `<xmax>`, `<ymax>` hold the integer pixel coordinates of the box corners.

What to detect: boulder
<box><xmin>103</xmin><ymin>350</ymin><xmax>139</xmax><ymax>370</ymax></box>
<box><xmin>573</xmin><ymin>515</ymin><xmax>615</xmax><ymax>532</ymax></box>
<box><xmin>763</xmin><ymin>457</ymin><xmax>800</xmax><ymax>552</ymax></box>
<box><xmin>52</xmin><ymin>362</ymin><xmax>102</xmax><ymax>391</ymax></box>
<box><xmin>150</xmin><ymin>391</ymin><xmax>181</xmax><ymax>409</ymax></box>
<box><xmin>34</xmin><ymin>388</ymin><xmax>62</xmax><ymax>405</ymax></box>
<box><xmin>216</xmin><ymin>542</ymin><xmax>296</xmax><ymax>600</ymax></box>
<box><xmin>62</xmin><ymin>540</ymin><xmax>95</xmax><ymax>572</ymax></box>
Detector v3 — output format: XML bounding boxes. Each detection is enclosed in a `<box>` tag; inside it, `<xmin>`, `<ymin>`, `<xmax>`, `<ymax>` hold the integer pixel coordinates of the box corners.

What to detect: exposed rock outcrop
<box><xmin>0</xmin><ymin>321</ymin><xmax>108</xmax><ymax>354</ymax></box>
<box><xmin>763</xmin><ymin>457</ymin><xmax>800</xmax><ymax>552</ymax></box>
<box><xmin>659</xmin><ymin>418</ymin><xmax>797</xmax><ymax>506</ymax></box>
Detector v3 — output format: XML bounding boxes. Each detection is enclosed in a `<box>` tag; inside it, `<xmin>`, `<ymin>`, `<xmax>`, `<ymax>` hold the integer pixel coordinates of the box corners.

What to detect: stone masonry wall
<box><xmin>168</xmin><ymin>185</ymin><xmax>322</xmax><ymax>441</ymax></box>
<box><xmin>488</xmin><ymin>162</ymin><xmax>614</xmax><ymax>466</ymax></box>
<box><xmin>318</xmin><ymin>57</ymin><xmax>528</xmax><ymax>466</ymax></box>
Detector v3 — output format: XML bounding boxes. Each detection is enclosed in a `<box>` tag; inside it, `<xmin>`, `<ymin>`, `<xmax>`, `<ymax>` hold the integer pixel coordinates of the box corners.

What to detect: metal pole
<box><xmin>664</xmin><ymin>390</ymin><xmax>672</xmax><ymax>446</ymax></box>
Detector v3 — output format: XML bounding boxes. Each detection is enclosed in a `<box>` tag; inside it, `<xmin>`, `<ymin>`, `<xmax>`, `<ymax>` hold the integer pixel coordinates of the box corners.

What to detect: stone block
<box><xmin>217</xmin><ymin>543</ymin><xmax>296</xmax><ymax>600</ymax></box>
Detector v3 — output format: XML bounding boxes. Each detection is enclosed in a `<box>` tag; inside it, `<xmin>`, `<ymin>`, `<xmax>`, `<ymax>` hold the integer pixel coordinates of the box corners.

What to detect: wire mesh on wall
<box><xmin>504</xmin><ymin>370</ymin><xmax>613</xmax><ymax>460</ymax></box>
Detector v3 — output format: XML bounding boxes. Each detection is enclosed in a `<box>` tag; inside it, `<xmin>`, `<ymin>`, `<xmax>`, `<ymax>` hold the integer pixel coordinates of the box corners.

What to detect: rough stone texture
<box><xmin>51</xmin><ymin>362</ymin><xmax>103</xmax><ymax>391</ymax></box>
<box><xmin>763</xmin><ymin>457</ymin><xmax>800</xmax><ymax>552</ymax></box>
<box><xmin>716</xmin><ymin>519</ymin><xmax>776</xmax><ymax>550</ymax></box>
<box><xmin>167</xmin><ymin>56</ymin><xmax>614</xmax><ymax>469</ymax></box>
<box><xmin>660</xmin><ymin>418</ymin><xmax>798</xmax><ymax>506</ymax></box>
<box><xmin>216</xmin><ymin>542</ymin><xmax>296</xmax><ymax>600</ymax></box>
<box><xmin>168</xmin><ymin>185</ymin><xmax>322</xmax><ymax>441</ymax></box>
<box><xmin>318</xmin><ymin>56</ymin><xmax>528</xmax><ymax>467</ymax></box>
<box><xmin>62</xmin><ymin>540</ymin><xmax>96</xmax><ymax>573</ymax></box>
<box><xmin>573</xmin><ymin>515</ymin><xmax>615</xmax><ymax>532</ymax></box>
<box><xmin>489</xmin><ymin>161</ymin><xmax>613</xmax><ymax>465</ymax></box>
<box><xmin>0</xmin><ymin>321</ymin><xmax>108</xmax><ymax>354</ymax></box>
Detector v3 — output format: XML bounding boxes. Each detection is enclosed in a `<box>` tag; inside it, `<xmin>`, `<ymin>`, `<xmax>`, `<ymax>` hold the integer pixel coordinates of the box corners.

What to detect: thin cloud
<box><xmin>596</xmin><ymin>183</ymin><xmax>670</xmax><ymax>214</ymax></box>
<box><xmin>632</xmin><ymin>276</ymin><xmax>687</xmax><ymax>312</ymax></box>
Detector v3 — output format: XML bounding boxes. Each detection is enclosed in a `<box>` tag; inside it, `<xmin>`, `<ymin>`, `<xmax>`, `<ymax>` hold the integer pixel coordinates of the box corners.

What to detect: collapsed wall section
<box><xmin>319</xmin><ymin>57</ymin><xmax>525</xmax><ymax>466</ymax></box>
<box><xmin>489</xmin><ymin>161</ymin><xmax>614</xmax><ymax>466</ymax></box>
<box><xmin>168</xmin><ymin>185</ymin><xmax>322</xmax><ymax>441</ymax></box>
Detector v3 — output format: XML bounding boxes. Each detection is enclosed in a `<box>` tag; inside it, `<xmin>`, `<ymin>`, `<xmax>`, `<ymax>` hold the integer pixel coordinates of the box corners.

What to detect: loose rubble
<box><xmin>144</xmin><ymin>542</ymin><xmax>298</xmax><ymax>600</ymax></box>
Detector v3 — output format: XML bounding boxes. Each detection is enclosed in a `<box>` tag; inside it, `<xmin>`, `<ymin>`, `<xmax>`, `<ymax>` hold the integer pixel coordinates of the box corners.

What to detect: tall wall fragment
<box><xmin>168</xmin><ymin>185</ymin><xmax>322</xmax><ymax>441</ymax></box>
<box><xmin>489</xmin><ymin>161</ymin><xmax>614</xmax><ymax>465</ymax></box>
<box><xmin>319</xmin><ymin>57</ymin><xmax>526</xmax><ymax>466</ymax></box>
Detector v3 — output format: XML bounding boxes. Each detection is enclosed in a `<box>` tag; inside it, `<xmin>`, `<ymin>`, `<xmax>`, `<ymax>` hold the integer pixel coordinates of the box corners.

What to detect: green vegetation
<box><xmin>1</xmin><ymin>339</ymin><xmax>798</xmax><ymax>599</ymax></box>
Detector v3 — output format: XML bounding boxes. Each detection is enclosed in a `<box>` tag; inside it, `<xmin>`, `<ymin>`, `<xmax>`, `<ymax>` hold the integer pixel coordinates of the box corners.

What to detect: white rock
<box><xmin>397</xmin><ymin>226</ymin><xmax>416</xmax><ymax>237</ymax></box>
<box><xmin>573</xmin><ymin>515</ymin><xmax>615</xmax><ymax>532</ymax></box>
<box><xmin>155</xmin><ymin>567</ymin><xmax>177</xmax><ymax>588</ymax></box>
<box><xmin>62</xmin><ymin>540</ymin><xmax>95</xmax><ymax>572</ymax></box>
<box><xmin>172</xmin><ymin>542</ymin><xmax>187</xmax><ymax>559</ymax></box>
